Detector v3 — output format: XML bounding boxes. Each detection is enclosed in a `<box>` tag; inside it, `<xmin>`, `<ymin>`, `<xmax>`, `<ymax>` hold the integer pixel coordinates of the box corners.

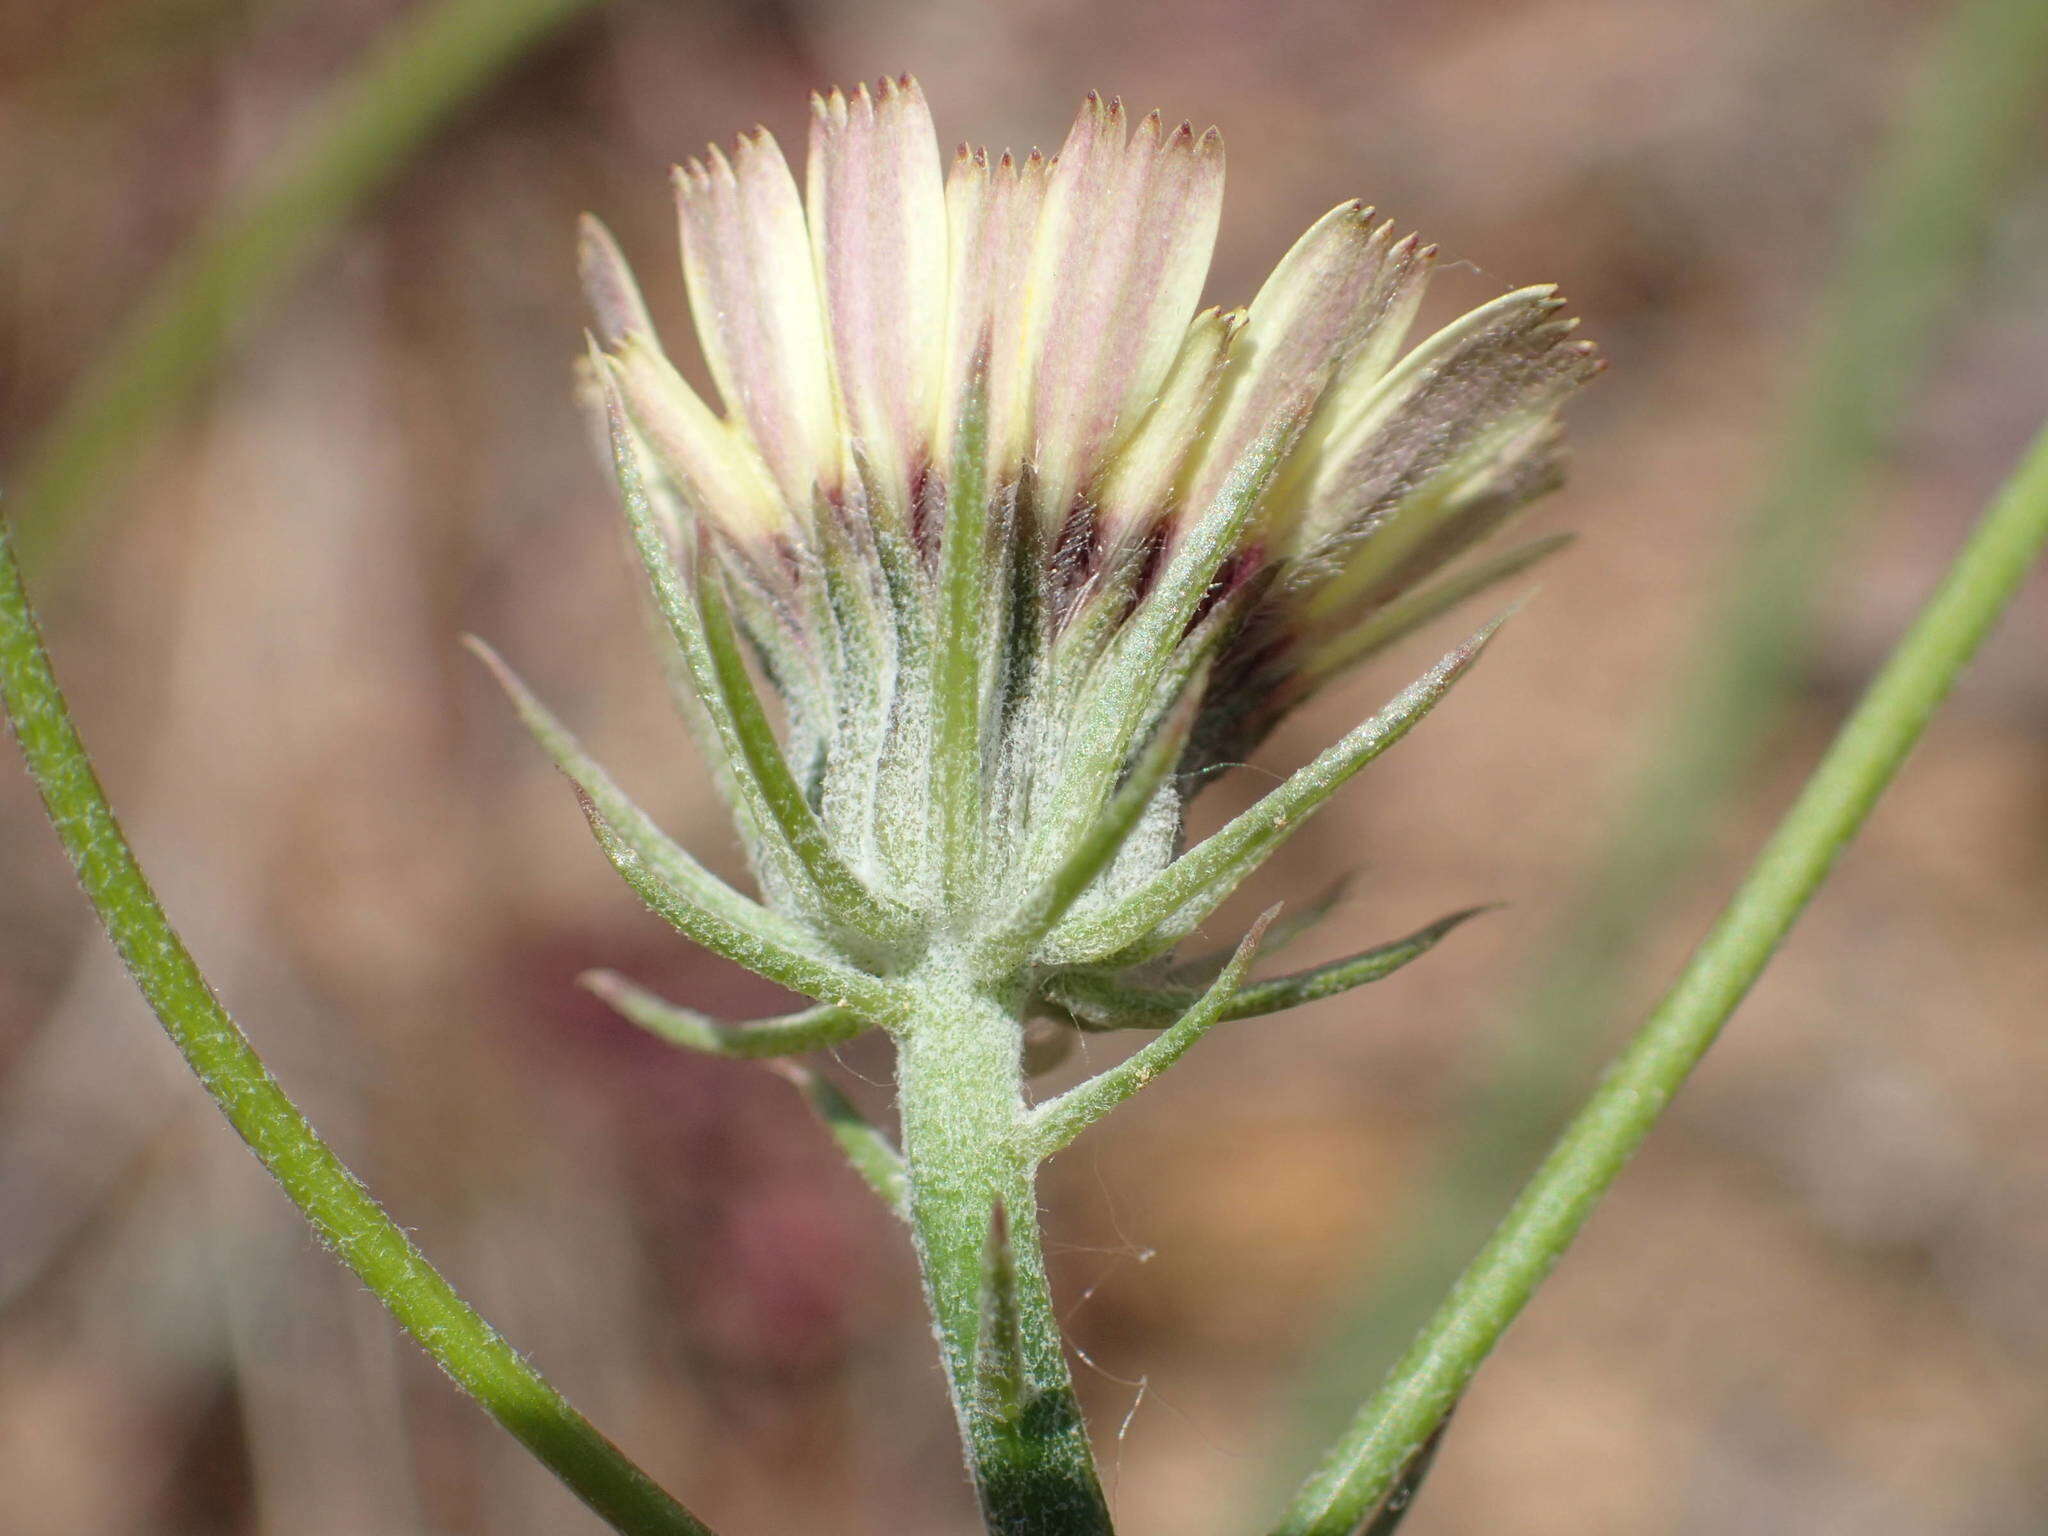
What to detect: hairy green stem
<box><xmin>1275</xmin><ymin>419</ymin><xmax>2048</xmax><ymax>1535</ymax></box>
<box><xmin>1290</xmin><ymin>0</ymin><xmax>2048</xmax><ymax>1460</ymax></box>
<box><xmin>12</xmin><ymin>0</ymin><xmax>606</xmax><ymax>571</ymax></box>
<box><xmin>894</xmin><ymin>966</ymin><xmax>1114</xmax><ymax>1535</ymax></box>
<box><xmin>0</xmin><ymin>522</ymin><xmax>710</xmax><ymax>1536</ymax></box>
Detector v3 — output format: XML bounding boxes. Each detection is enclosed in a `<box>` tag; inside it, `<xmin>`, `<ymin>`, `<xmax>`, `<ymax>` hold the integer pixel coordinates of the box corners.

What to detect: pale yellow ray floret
<box><xmin>806</xmin><ymin>75</ymin><xmax>949</xmax><ymax>521</ymax></box>
<box><xmin>579</xmin><ymin>71</ymin><xmax>1597</xmax><ymax>640</ymax></box>
<box><xmin>1019</xmin><ymin>94</ymin><xmax>1225</xmax><ymax>535</ymax></box>
<box><xmin>1175</xmin><ymin>201</ymin><xmax>1434</xmax><ymax>550</ymax></box>
<box><xmin>936</xmin><ymin>143</ymin><xmax>1048</xmax><ymax>484</ymax></box>
<box><xmin>674</xmin><ymin>130</ymin><xmax>842</xmax><ymax>512</ymax></box>
<box><xmin>1092</xmin><ymin>305</ymin><xmax>1245</xmax><ymax>549</ymax></box>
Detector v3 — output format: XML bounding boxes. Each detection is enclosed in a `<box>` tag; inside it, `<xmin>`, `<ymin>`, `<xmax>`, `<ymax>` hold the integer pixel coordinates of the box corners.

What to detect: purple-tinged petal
<box><xmin>807</xmin><ymin>76</ymin><xmax>949</xmax><ymax>518</ymax></box>
<box><xmin>608</xmin><ymin>333</ymin><xmax>787</xmax><ymax>539</ymax></box>
<box><xmin>674</xmin><ymin>131</ymin><xmax>840</xmax><ymax>510</ymax></box>
<box><xmin>1023</xmin><ymin>98</ymin><xmax>1225</xmax><ymax>530</ymax></box>
<box><xmin>1178</xmin><ymin>203</ymin><xmax>1429</xmax><ymax>546</ymax></box>
<box><xmin>578</xmin><ymin>214</ymin><xmax>658</xmax><ymax>349</ymax></box>
<box><xmin>1302</xmin><ymin>410</ymin><xmax>1573</xmax><ymax>624</ymax></box>
<box><xmin>938</xmin><ymin>144</ymin><xmax>1048</xmax><ymax>481</ymax></box>
<box><xmin>1290</xmin><ymin>285</ymin><xmax>1602</xmax><ymax>605</ymax></box>
<box><xmin>1093</xmin><ymin>306</ymin><xmax>1244</xmax><ymax>546</ymax></box>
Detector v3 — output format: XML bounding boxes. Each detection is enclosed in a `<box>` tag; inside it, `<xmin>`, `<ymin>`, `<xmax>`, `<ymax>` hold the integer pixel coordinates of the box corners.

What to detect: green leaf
<box><xmin>1047</xmin><ymin>907</ymin><xmax>1489</xmax><ymax>1029</ymax></box>
<box><xmin>1041</xmin><ymin>623</ymin><xmax>1500</xmax><ymax>966</ymax></box>
<box><xmin>1270</xmin><ymin>416</ymin><xmax>2048</xmax><ymax>1536</ymax></box>
<box><xmin>1026</xmin><ymin>909</ymin><xmax>1275</xmax><ymax>1158</ymax></box>
<box><xmin>580</xmin><ymin>971</ymin><xmax>867</xmax><ymax>1058</ymax></box>
<box><xmin>1356</xmin><ymin>1416</ymin><xmax>1452</xmax><ymax>1536</ymax></box>
<box><xmin>1280</xmin><ymin>6</ymin><xmax>2048</xmax><ymax>1484</ymax></box>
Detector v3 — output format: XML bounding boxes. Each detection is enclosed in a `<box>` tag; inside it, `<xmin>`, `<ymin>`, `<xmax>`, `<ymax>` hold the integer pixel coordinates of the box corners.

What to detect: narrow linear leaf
<box><xmin>1043</xmin><ymin>622</ymin><xmax>1501</xmax><ymax>966</ymax></box>
<box><xmin>767</xmin><ymin>1062</ymin><xmax>909</xmax><ymax>1217</ymax></box>
<box><xmin>1049</xmin><ymin>907</ymin><xmax>1490</xmax><ymax>1030</ymax></box>
<box><xmin>1281</xmin><ymin>4</ymin><xmax>2048</xmax><ymax>1489</ymax></box>
<box><xmin>581</xmin><ymin>971</ymin><xmax>867</xmax><ymax>1059</ymax></box>
<box><xmin>0</xmin><ymin>524</ymin><xmax>713</xmax><ymax>1536</ymax></box>
<box><xmin>580</xmin><ymin>796</ymin><xmax>904</xmax><ymax>1025</ymax></box>
<box><xmin>1358</xmin><ymin>1416</ymin><xmax>1453</xmax><ymax>1536</ymax></box>
<box><xmin>1027</xmin><ymin>908</ymin><xmax>1276</xmax><ymax>1158</ymax></box>
<box><xmin>466</xmin><ymin>635</ymin><xmax>816</xmax><ymax>954</ymax></box>
<box><xmin>1271</xmin><ymin>420</ymin><xmax>2048</xmax><ymax>1536</ymax></box>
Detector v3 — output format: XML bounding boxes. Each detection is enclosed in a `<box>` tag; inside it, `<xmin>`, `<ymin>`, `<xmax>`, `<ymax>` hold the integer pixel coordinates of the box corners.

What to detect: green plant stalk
<box><xmin>11</xmin><ymin>0</ymin><xmax>606</xmax><ymax>571</ymax></box>
<box><xmin>894</xmin><ymin>963</ymin><xmax>1114</xmax><ymax>1536</ymax></box>
<box><xmin>1291</xmin><ymin>0</ymin><xmax>2048</xmax><ymax>1452</ymax></box>
<box><xmin>0</xmin><ymin>522</ymin><xmax>711</xmax><ymax>1536</ymax></box>
<box><xmin>1274</xmin><ymin>417</ymin><xmax>2048</xmax><ymax>1536</ymax></box>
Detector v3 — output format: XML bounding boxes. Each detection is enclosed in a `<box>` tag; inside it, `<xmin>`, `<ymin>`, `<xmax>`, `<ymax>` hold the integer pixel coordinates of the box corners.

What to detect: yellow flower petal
<box><xmin>1178</xmin><ymin>202</ymin><xmax>1426</xmax><ymax>542</ymax></box>
<box><xmin>608</xmin><ymin>333</ymin><xmax>787</xmax><ymax>539</ymax></box>
<box><xmin>938</xmin><ymin>144</ymin><xmax>1049</xmax><ymax>483</ymax></box>
<box><xmin>1093</xmin><ymin>307</ymin><xmax>1244</xmax><ymax>546</ymax></box>
<box><xmin>1023</xmin><ymin>97</ymin><xmax>1225</xmax><ymax>532</ymax></box>
<box><xmin>674</xmin><ymin>132</ymin><xmax>840</xmax><ymax>510</ymax></box>
<box><xmin>807</xmin><ymin>76</ymin><xmax>949</xmax><ymax>520</ymax></box>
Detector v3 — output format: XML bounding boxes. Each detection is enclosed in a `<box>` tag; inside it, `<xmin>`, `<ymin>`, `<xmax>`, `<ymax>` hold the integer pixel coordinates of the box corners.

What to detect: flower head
<box><xmin>472</xmin><ymin>81</ymin><xmax>1601</xmax><ymax>1525</ymax></box>
<box><xmin>510</xmin><ymin>76</ymin><xmax>1596</xmax><ymax>1035</ymax></box>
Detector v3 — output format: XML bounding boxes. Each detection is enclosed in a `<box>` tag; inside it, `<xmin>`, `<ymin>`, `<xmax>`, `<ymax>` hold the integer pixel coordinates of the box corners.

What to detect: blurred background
<box><xmin>3</xmin><ymin>0</ymin><xmax>2046</xmax><ymax>1531</ymax></box>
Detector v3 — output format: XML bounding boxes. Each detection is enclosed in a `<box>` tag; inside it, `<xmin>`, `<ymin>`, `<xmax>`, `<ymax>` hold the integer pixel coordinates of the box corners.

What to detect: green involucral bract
<box><xmin>481</xmin><ymin>75</ymin><xmax>1600</xmax><ymax>1535</ymax></box>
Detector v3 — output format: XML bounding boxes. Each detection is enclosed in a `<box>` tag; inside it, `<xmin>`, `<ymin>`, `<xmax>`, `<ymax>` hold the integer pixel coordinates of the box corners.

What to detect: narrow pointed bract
<box><xmin>1046</xmin><ymin>906</ymin><xmax>1491</xmax><ymax>1030</ymax></box>
<box><xmin>768</xmin><ymin>1061</ymin><xmax>911</xmax><ymax>1216</ymax></box>
<box><xmin>581</xmin><ymin>972</ymin><xmax>867</xmax><ymax>1058</ymax></box>
<box><xmin>1026</xmin><ymin>908</ymin><xmax>1277</xmax><ymax>1158</ymax></box>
